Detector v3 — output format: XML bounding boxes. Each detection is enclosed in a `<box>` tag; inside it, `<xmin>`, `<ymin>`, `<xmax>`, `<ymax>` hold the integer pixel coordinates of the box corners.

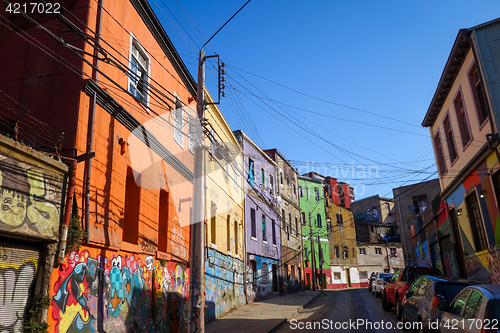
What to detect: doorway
<box><xmin>345</xmin><ymin>267</ymin><xmax>351</xmax><ymax>288</ymax></box>
<box><xmin>272</xmin><ymin>264</ymin><xmax>278</xmax><ymax>292</ymax></box>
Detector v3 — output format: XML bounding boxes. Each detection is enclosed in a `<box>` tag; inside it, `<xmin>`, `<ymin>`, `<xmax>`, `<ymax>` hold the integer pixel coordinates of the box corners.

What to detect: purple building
<box><xmin>233</xmin><ymin>130</ymin><xmax>280</xmax><ymax>301</ymax></box>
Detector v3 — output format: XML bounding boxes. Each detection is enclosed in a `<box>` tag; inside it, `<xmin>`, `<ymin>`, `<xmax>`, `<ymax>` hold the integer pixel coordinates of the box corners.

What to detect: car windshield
<box><xmin>434</xmin><ymin>283</ymin><xmax>472</xmax><ymax>301</ymax></box>
<box><xmin>407</xmin><ymin>269</ymin><xmax>440</xmax><ymax>283</ymax></box>
<box><xmin>379</xmin><ymin>273</ymin><xmax>392</xmax><ymax>279</ymax></box>
<box><xmin>486</xmin><ymin>300</ymin><xmax>500</xmax><ymax>320</ymax></box>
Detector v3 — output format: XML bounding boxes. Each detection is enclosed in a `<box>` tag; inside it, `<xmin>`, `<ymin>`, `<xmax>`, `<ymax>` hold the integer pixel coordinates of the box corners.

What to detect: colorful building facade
<box><xmin>299</xmin><ymin>175</ymin><xmax>332</xmax><ymax>289</ymax></box>
<box><xmin>234</xmin><ymin>130</ymin><xmax>280</xmax><ymax>301</ymax></box>
<box><xmin>204</xmin><ymin>93</ymin><xmax>245</xmax><ymax>321</ymax></box>
<box><xmin>422</xmin><ymin>18</ymin><xmax>500</xmax><ymax>283</ymax></box>
<box><xmin>264</xmin><ymin>148</ymin><xmax>303</xmax><ymax>294</ymax></box>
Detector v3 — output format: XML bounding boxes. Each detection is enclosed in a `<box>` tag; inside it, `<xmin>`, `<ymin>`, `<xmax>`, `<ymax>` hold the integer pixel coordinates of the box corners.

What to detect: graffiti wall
<box><xmin>205</xmin><ymin>249</ymin><xmax>245</xmax><ymax>322</ymax></box>
<box><xmin>246</xmin><ymin>254</ymin><xmax>279</xmax><ymax>302</ymax></box>
<box><xmin>0</xmin><ymin>243</ymin><xmax>40</xmax><ymax>333</ymax></box>
<box><xmin>0</xmin><ymin>155</ymin><xmax>64</xmax><ymax>240</ymax></box>
<box><xmin>49</xmin><ymin>248</ymin><xmax>189</xmax><ymax>333</ymax></box>
<box><xmin>465</xmin><ymin>247</ymin><xmax>500</xmax><ymax>284</ymax></box>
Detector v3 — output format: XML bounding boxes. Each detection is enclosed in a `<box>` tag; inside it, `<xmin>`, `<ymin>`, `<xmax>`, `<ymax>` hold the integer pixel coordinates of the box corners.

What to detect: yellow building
<box><xmin>326</xmin><ymin>200</ymin><xmax>360</xmax><ymax>288</ymax></box>
<box><xmin>203</xmin><ymin>91</ymin><xmax>246</xmax><ymax>320</ymax></box>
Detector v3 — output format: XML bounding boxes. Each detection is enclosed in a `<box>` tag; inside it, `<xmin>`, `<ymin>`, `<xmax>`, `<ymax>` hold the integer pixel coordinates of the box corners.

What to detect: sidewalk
<box><xmin>206</xmin><ymin>290</ymin><xmax>322</xmax><ymax>333</ymax></box>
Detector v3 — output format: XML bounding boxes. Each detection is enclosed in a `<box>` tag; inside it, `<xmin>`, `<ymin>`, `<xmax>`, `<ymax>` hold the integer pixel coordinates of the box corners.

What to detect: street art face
<box><xmin>0</xmin><ymin>244</ymin><xmax>39</xmax><ymax>333</ymax></box>
<box><xmin>51</xmin><ymin>250</ymin><xmax>189</xmax><ymax>333</ymax></box>
<box><xmin>0</xmin><ymin>156</ymin><xmax>62</xmax><ymax>238</ymax></box>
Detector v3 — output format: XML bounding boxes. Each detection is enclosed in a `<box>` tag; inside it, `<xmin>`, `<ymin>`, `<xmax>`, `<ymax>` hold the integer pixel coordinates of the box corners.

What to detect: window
<box><xmin>334</xmin><ymin>245</ymin><xmax>339</xmax><ymax>259</ymax></box>
<box><xmin>282</xmin><ymin>209</ymin><xmax>285</xmax><ymax>228</ymax></box>
<box><xmin>188</xmin><ymin>119</ymin><xmax>195</xmax><ymax>153</ymax></box>
<box><xmin>129</xmin><ymin>37</ymin><xmax>149</xmax><ymax>105</ymax></box>
<box><xmin>443</xmin><ymin>114</ymin><xmax>458</xmax><ymax>163</ymax></box>
<box><xmin>334</xmin><ymin>272</ymin><xmax>341</xmax><ymax>280</ymax></box>
<box><xmin>251</xmin><ymin>260</ymin><xmax>257</xmax><ymax>291</ymax></box>
<box><xmin>292</xmin><ymin>183</ymin><xmax>296</xmax><ymax>195</ymax></box>
<box><xmin>248</xmin><ymin>158</ymin><xmax>255</xmax><ymax>186</ymax></box>
<box><xmin>468</xmin><ymin>63</ymin><xmax>489</xmax><ymax>126</ymax></box>
<box><xmin>454</xmin><ymin>90</ymin><xmax>472</xmax><ymax>147</ymax></box>
<box><xmin>301</xmin><ymin>212</ymin><xmax>306</xmax><ymax>225</ymax></box>
<box><xmin>433</xmin><ymin>130</ymin><xmax>447</xmax><ymax>176</ymax></box>
<box><xmin>463</xmin><ymin>290</ymin><xmax>483</xmax><ymax>319</ymax></box>
<box><xmin>352</xmin><ymin>247</ymin><xmax>355</xmax><ymax>258</ymax></box>
<box><xmin>359</xmin><ymin>248</ymin><xmax>366</xmax><ymax>255</ymax></box>
<box><xmin>272</xmin><ymin>219</ymin><xmax>276</xmax><ymax>245</ymax></box>
<box><xmin>289</xmin><ymin>213</ymin><xmax>292</xmax><ymax>239</ymax></box>
<box><xmin>308</xmin><ymin>212</ymin><xmax>312</xmax><ymax>226</ymax></box>
<box><xmin>317</xmin><ymin>214</ymin><xmax>322</xmax><ymax>228</ymax></box>
<box><xmin>359</xmin><ymin>271</ymin><xmax>368</xmax><ymax>279</ymax></box>
<box><xmin>314</xmin><ymin>187</ymin><xmax>320</xmax><ymax>201</ymax></box>
<box><xmin>262</xmin><ymin>262</ymin><xmax>268</xmax><ymax>284</ymax></box>
<box><xmin>466</xmin><ymin>191</ymin><xmax>488</xmax><ymax>252</ymax></box>
<box><xmin>227</xmin><ymin>215</ymin><xmax>231</xmax><ymax>251</ymax></box>
<box><xmin>450</xmin><ymin>290</ymin><xmax>471</xmax><ymax>316</ymax></box>
<box><xmin>210</xmin><ymin>202</ymin><xmax>216</xmax><ymax>245</ymax></box>
<box><xmin>262</xmin><ymin>215</ymin><xmax>266</xmax><ymax>242</ymax></box>
<box><xmin>336</xmin><ymin>212</ymin><xmax>343</xmax><ymax>226</ymax></box>
<box><xmin>280</xmin><ymin>169</ymin><xmax>283</xmax><ymax>186</ymax></box>
<box><xmin>123</xmin><ymin>167</ymin><xmax>141</xmax><ymax>244</ymax></box>
<box><xmin>390</xmin><ymin>248</ymin><xmax>397</xmax><ymax>258</ymax></box>
<box><xmin>343</xmin><ymin>246</ymin><xmax>348</xmax><ymax>259</ymax></box>
<box><xmin>174</xmin><ymin>97</ymin><xmax>184</xmax><ymax>147</ymax></box>
<box><xmin>375</xmin><ymin>247</ymin><xmax>382</xmax><ymax>255</ymax></box>
<box><xmin>261</xmin><ymin>167</ymin><xmax>265</xmax><ymax>189</ymax></box>
<box><xmin>299</xmin><ymin>185</ymin><xmax>303</xmax><ymax>197</ymax></box>
<box><xmin>295</xmin><ymin>217</ymin><xmax>299</xmax><ymax>236</ymax></box>
<box><xmin>250</xmin><ymin>208</ymin><xmax>256</xmax><ymax>238</ymax></box>
<box><xmin>234</xmin><ymin>221</ymin><xmax>239</xmax><ymax>255</ymax></box>
<box><xmin>270</xmin><ymin>174</ymin><xmax>274</xmax><ymax>195</ymax></box>
<box><xmin>306</xmin><ymin>187</ymin><xmax>309</xmax><ymax>199</ymax></box>
<box><xmin>233</xmin><ymin>164</ymin><xmax>238</xmax><ymax>190</ymax></box>
<box><xmin>412</xmin><ymin>195</ymin><xmax>429</xmax><ymax>214</ymax></box>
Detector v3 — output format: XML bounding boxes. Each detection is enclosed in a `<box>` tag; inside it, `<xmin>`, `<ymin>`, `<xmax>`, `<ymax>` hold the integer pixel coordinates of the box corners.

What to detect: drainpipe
<box><xmin>84</xmin><ymin>0</ymin><xmax>104</xmax><ymax>243</ymax></box>
<box><xmin>58</xmin><ymin>159</ymin><xmax>77</xmax><ymax>264</ymax></box>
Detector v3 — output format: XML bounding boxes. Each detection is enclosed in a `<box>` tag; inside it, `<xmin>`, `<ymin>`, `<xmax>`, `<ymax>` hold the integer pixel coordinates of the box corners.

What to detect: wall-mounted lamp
<box><xmin>457</xmin><ymin>208</ymin><xmax>462</xmax><ymax>216</ymax></box>
<box><xmin>118</xmin><ymin>138</ymin><xmax>128</xmax><ymax>155</ymax></box>
<box><xmin>479</xmin><ymin>190</ymin><xmax>486</xmax><ymax>199</ymax></box>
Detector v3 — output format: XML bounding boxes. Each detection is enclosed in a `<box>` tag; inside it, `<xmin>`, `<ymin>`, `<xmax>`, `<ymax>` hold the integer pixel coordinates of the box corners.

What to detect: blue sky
<box><xmin>150</xmin><ymin>0</ymin><xmax>500</xmax><ymax>200</ymax></box>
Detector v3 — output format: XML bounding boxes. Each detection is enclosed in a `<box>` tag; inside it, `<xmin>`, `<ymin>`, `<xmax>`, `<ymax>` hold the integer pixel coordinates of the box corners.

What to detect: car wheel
<box><xmin>382</xmin><ymin>293</ymin><xmax>391</xmax><ymax>312</ymax></box>
<box><xmin>396</xmin><ymin>295</ymin><xmax>402</xmax><ymax>320</ymax></box>
<box><xmin>401</xmin><ymin>307</ymin><xmax>408</xmax><ymax>331</ymax></box>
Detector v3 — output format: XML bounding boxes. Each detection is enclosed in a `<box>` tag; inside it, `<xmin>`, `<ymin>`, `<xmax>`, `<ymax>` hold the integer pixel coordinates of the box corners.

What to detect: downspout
<box><xmin>58</xmin><ymin>159</ymin><xmax>77</xmax><ymax>264</ymax></box>
<box><xmin>84</xmin><ymin>0</ymin><xmax>104</xmax><ymax>243</ymax></box>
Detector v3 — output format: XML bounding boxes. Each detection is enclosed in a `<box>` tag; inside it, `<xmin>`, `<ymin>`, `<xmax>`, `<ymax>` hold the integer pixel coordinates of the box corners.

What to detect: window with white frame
<box><xmin>174</xmin><ymin>96</ymin><xmax>183</xmax><ymax>147</ymax></box>
<box><xmin>129</xmin><ymin>36</ymin><xmax>149</xmax><ymax>106</ymax></box>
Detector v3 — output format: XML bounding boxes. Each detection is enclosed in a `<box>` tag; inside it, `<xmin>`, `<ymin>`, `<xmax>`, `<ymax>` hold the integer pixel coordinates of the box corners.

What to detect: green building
<box><xmin>298</xmin><ymin>175</ymin><xmax>332</xmax><ymax>289</ymax></box>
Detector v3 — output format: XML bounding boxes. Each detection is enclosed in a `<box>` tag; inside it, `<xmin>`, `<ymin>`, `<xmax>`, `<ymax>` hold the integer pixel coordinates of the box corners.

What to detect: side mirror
<box><xmin>436</xmin><ymin>300</ymin><xmax>449</xmax><ymax>311</ymax></box>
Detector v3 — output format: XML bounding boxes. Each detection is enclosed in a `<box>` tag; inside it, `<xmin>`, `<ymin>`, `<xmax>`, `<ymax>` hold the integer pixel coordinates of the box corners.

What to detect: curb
<box><xmin>267</xmin><ymin>291</ymin><xmax>323</xmax><ymax>333</ymax></box>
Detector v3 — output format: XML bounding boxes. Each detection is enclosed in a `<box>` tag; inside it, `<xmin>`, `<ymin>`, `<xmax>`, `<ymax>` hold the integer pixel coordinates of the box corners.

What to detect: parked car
<box><xmin>382</xmin><ymin>264</ymin><xmax>442</xmax><ymax>319</ymax></box>
<box><xmin>401</xmin><ymin>275</ymin><xmax>479</xmax><ymax>333</ymax></box>
<box><xmin>438</xmin><ymin>284</ymin><xmax>500</xmax><ymax>333</ymax></box>
<box><xmin>368</xmin><ymin>272</ymin><xmax>377</xmax><ymax>293</ymax></box>
<box><xmin>372</xmin><ymin>273</ymin><xmax>393</xmax><ymax>297</ymax></box>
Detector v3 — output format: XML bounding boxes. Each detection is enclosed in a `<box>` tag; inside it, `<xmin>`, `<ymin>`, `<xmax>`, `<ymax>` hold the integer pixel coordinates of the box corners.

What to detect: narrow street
<box><xmin>276</xmin><ymin>289</ymin><xmax>402</xmax><ymax>333</ymax></box>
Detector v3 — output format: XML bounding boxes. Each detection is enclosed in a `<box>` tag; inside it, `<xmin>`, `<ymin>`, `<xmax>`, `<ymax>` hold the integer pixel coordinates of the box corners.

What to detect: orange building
<box><xmin>0</xmin><ymin>0</ymin><xmax>197</xmax><ymax>331</ymax></box>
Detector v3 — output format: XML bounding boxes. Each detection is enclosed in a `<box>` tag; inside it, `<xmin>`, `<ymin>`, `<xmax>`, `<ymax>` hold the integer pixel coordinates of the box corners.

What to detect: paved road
<box><xmin>276</xmin><ymin>288</ymin><xmax>403</xmax><ymax>333</ymax></box>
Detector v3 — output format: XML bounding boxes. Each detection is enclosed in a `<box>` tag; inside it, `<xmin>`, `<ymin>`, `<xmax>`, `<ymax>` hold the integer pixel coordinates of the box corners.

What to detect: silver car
<box><xmin>439</xmin><ymin>284</ymin><xmax>500</xmax><ymax>333</ymax></box>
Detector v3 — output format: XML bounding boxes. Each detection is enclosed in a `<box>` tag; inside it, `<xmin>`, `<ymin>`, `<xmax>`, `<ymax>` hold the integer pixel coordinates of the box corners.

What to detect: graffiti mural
<box><xmin>205</xmin><ymin>249</ymin><xmax>245</xmax><ymax>322</ymax></box>
<box><xmin>51</xmin><ymin>249</ymin><xmax>189</xmax><ymax>333</ymax></box>
<box><xmin>0</xmin><ymin>155</ymin><xmax>63</xmax><ymax>239</ymax></box>
<box><xmin>465</xmin><ymin>248</ymin><xmax>500</xmax><ymax>284</ymax></box>
<box><xmin>0</xmin><ymin>243</ymin><xmax>39</xmax><ymax>333</ymax></box>
<box><xmin>245</xmin><ymin>254</ymin><xmax>279</xmax><ymax>303</ymax></box>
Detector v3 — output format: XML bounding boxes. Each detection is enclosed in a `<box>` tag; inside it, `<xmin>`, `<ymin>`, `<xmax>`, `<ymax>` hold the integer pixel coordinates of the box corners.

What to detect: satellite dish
<box><xmin>407</xmin><ymin>205</ymin><xmax>415</xmax><ymax>212</ymax></box>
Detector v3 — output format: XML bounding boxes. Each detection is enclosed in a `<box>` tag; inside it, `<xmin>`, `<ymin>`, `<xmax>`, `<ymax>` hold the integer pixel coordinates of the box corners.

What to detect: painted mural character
<box><xmin>0</xmin><ymin>158</ymin><xmax>31</xmax><ymax>228</ymax></box>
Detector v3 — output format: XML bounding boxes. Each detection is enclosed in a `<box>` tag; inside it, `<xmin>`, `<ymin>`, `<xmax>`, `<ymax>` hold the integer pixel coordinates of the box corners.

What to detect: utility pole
<box><xmin>189</xmin><ymin>49</ymin><xmax>206</xmax><ymax>333</ymax></box>
<box><xmin>309</xmin><ymin>213</ymin><xmax>316</xmax><ymax>291</ymax></box>
<box><xmin>396</xmin><ymin>189</ymin><xmax>409</xmax><ymax>264</ymax></box>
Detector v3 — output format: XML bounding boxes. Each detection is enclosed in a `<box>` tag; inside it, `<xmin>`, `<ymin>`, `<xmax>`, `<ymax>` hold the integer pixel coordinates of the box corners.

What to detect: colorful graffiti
<box><xmin>465</xmin><ymin>248</ymin><xmax>500</xmax><ymax>284</ymax></box>
<box><xmin>205</xmin><ymin>249</ymin><xmax>245</xmax><ymax>321</ymax></box>
<box><xmin>0</xmin><ymin>156</ymin><xmax>63</xmax><ymax>239</ymax></box>
<box><xmin>0</xmin><ymin>244</ymin><xmax>39</xmax><ymax>333</ymax></box>
<box><xmin>245</xmin><ymin>254</ymin><xmax>279</xmax><ymax>303</ymax></box>
<box><xmin>51</xmin><ymin>249</ymin><xmax>189</xmax><ymax>333</ymax></box>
